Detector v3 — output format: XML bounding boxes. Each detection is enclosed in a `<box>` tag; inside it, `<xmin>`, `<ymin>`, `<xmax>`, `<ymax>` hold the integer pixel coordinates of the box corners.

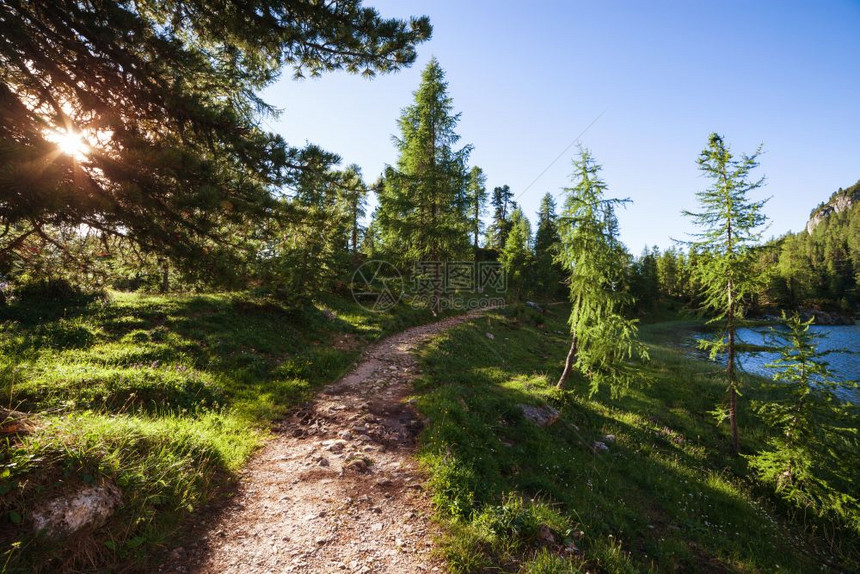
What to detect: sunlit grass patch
<box><xmin>1</xmin><ymin>410</ymin><xmax>259</xmax><ymax>571</ymax></box>
<box><xmin>0</xmin><ymin>289</ymin><xmax>447</xmax><ymax>571</ymax></box>
<box><xmin>414</xmin><ymin>304</ymin><xmax>855</xmax><ymax>572</ymax></box>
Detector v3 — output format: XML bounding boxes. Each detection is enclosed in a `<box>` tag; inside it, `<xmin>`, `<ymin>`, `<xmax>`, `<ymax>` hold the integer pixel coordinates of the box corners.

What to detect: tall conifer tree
<box><xmin>534</xmin><ymin>192</ymin><xmax>562</xmax><ymax>296</ymax></box>
<box><xmin>466</xmin><ymin>166</ymin><xmax>488</xmax><ymax>251</ymax></box>
<box><xmin>683</xmin><ymin>133</ymin><xmax>768</xmax><ymax>454</ymax></box>
<box><xmin>556</xmin><ymin>149</ymin><xmax>647</xmax><ymax>394</ymax></box>
<box><xmin>500</xmin><ymin>207</ymin><xmax>533</xmax><ymax>298</ymax></box>
<box><xmin>487</xmin><ymin>184</ymin><xmax>515</xmax><ymax>250</ymax></box>
<box><xmin>376</xmin><ymin>58</ymin><xmax>471</xmax><ymax>312</ymax></box>
<box><xmin>337</xmin><ymin>165</ymin><xmax>368</xmax><ymax>255</ymax></box>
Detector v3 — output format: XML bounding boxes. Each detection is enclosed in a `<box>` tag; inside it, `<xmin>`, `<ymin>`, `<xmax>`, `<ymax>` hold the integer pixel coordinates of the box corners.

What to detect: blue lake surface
<box><xmin>689</xmin><ymin>323</ymin><xmax>859</xmax><ymax>403</ymax></box>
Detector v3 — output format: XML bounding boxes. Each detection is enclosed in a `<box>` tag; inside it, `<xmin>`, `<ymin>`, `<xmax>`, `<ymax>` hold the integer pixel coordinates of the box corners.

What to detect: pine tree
<box><xmin>630</xmin><ymin>246</ymin><xmax>660</xmax><ymax>311</ymax></box>
<box><xmin>337</xmin><ymin>165</ymin><xmax>368</xmax><ymax>255</ymax></box>
<box><xmin>534</xmin><ymin>193</ymin><xmax>562</xmax><ymax>297</ymax></box>
<box><xmin>683</xmin><ymin>133</ymin><xmax>769</xmax><ymax>454</ymax></box>
<box><xmin>376</xmin><ymin>58</ymin><xmax>472</xmax><ymax>313</ymax></box>
<box><xmin>261</xmin><ymin>156</ymin><xmax>343</xmax><ymax>300</ymax></box>
<box><xmin>0</xmin><ymin>1</ymin><xmax>431</xmax><ymax>282</ymax></box>
<box><xmin>466</xmin><ymin>167</ymin><xmax>488</xmax><ymax>251</ymax></box>
<box><xmin>765</xmin><ymin>185</ymin><xmax>860</xmax><ymax>310</ymax></box>
<box><xmin>487</xmin><ymin>185</ymin><xmax>515</xmax><ymax>250</ymax></box>
<box><xmin>534</xmin><ymin>193</ymin><xmax>560</xmax><ymax>254</ymax></box>
<box><xmin>656</xmin><ymin>247</ymin><xmax>682</xmax><ymax>298</ymax></box>
<box><xmin>499</xmin><ymin>207</ymin><xmax>533</xmax><ymax>299</ymax></box>
<box><xmin>361</xmin><ymin>207</ymin><xmax>382</xmax><ymax>258</ymax></box>
<box><xmin>555</xmin><ymin>148</ymin><xmax>648</xmax><ymax>393</ymax></box>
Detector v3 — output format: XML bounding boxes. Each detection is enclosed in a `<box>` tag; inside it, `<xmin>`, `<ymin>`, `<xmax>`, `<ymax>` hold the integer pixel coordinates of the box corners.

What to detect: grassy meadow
<box><xmin>413</xmin><ymin>305</ymin><xmax>859</xmax><ymax>573</ymax></box>
<box><xmin>2</xmin><ymin>292</ymin><xmax>857</xmax><ymax>573</ymax></box>
<box><xmin>0</xmin><ymin>290</ymin><xmax>444</xmax><ymax>572</ymax></box>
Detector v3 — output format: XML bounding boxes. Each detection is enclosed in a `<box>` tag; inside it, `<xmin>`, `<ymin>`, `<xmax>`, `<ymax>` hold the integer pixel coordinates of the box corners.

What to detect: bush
<box><xmin>13</xmin><ymin>279</ymin><xmax>103</xmax><ymax>307</ymax></box>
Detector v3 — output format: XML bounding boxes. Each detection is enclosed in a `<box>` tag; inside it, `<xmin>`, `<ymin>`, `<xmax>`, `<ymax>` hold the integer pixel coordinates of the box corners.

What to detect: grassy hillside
<box><xmin>0</xmin><ymin>290</ymin><xmax>444</xmax><ymax>572</ymax></box>
<box><xmin>413</xmin><ymin>305</ymin><xmax>858</xmax><ymax>573</ymax></box>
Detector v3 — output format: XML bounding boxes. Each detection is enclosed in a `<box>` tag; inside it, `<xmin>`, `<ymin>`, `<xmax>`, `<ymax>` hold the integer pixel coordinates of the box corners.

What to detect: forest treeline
<box><xmin>2</xmin><ymin>0</ymin><xmax>856</xmax><ymax>317</ymax></box>
<box><xmin>629</xmin><ymin>181</ymin><xmax>860</xmax><ymax>315</ymax></box>
<box><xmin>5</xmin><ymin>44</ymin><xmax>856</xmax><ymax>317</ymax></box>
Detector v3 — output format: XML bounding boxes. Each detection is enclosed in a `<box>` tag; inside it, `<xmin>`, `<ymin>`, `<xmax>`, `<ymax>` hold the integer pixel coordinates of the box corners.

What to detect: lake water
<box><xmin>689</xmin><ymin>323</ymin><xmax>859</xmax><ymax>403</ymax></box>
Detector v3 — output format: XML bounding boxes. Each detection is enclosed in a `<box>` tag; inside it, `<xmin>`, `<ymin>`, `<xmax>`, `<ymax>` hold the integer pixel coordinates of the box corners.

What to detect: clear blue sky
<box><xmin>262</xmin><ymin>0</ymin><xmax>860</xmax><ymax>252</ymax></box>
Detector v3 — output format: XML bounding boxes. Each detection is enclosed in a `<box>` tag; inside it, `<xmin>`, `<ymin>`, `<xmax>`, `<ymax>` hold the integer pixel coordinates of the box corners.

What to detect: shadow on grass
<box><xmin>0</xmin><ymin>292</ymin><xmax>432</xmax><ymax>420</ymax></box>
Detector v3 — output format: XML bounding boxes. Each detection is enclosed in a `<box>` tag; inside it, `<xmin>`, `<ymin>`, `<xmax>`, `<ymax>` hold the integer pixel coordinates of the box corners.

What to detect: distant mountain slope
<box><xmin>764</xmin><ymin>179</ymin><xmax>859</xmax><ymax>310</ymax></box>
<box><xmin>807</xmin><ymin>179</ymin><xmax>860</xmax><ymax>233</ymax></box>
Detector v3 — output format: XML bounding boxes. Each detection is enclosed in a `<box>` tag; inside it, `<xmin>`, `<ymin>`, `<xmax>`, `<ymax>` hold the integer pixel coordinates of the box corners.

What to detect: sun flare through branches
<box><xmin>45</xmin><ymin>129</ymin><xmax>90</xmax><ymax>160</ymax></box>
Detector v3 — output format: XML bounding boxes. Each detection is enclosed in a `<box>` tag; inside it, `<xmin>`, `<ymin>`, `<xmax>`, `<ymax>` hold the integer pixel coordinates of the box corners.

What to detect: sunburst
<box><xmin>46</xmin><ymin>129</ymin><xmax>90</xmax><ymax>160</ymax></box>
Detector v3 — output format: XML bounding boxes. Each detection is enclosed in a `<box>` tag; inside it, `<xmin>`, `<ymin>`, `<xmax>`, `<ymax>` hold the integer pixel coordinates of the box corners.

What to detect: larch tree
<box><xmin>683</xmin><ymin>132</ymin><xmax>768</xmax><ymax>455</ymax></box>
<box><xmin>376</xmin><ymin>57</ymin><xmax>471</xmax><ymax>313</ymax></box>
<box><xmin>556</xmin><ymin>148</ymin><xmax>647</xmax><ymax>394</ymax></box>
<box><xmin>748</xmin><ymin>312</ymin><xmax>860</xmax><ymax>522</ymax></box>
<box><xmin>0</xmin><ymin>0</ymin><xmax>431</xmax><ymax>283</ymax></box>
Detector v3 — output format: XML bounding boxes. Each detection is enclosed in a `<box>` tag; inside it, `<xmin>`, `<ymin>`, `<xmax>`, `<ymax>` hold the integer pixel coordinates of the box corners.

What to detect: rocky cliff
<box><xmin>806</xmin><ymin>180</ymin><xmax>860</xmax><ymax>234</ymax></box>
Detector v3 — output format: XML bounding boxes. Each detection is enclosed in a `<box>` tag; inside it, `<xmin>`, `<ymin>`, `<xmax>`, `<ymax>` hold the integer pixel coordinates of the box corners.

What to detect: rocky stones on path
<box><xmin>343</xmin><ymin>453</ymin><xmax>373</xmax><ymax>473</ymax></box>
<box><xmin>170</xmin><ymin>547</ymin><xmax>186</xmax><ymax>561</ymax></box>
<box><xmin>322</xmin><ymin>439</ymin><xmax>346</xmax><ymax>453</ymax></box>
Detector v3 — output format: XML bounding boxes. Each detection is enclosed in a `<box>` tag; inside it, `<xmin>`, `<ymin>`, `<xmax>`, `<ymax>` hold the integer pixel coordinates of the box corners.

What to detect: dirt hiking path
<box><xmin>161</xmin><ymin>312</ymin><xmax>480</xmax><ymax>574</ymax></box>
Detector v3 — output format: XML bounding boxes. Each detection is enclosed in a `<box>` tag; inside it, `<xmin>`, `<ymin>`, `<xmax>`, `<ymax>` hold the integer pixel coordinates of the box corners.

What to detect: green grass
<box><xmin>0</xmin><ymin>290</ymin><xmax>448</xmax><ymax>572</ymax></box>
<box><xmin>413</xmin><ymin>305</ymin><xmax>859</xmax><ymax>572</ymax></box>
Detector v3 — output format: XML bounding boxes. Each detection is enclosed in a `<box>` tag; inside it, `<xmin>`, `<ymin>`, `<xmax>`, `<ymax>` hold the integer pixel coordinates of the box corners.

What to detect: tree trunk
<box><xmin>556</xmin><ymin>334</ymin><xmax>578</xmax><ymax>389</ymax></box>
<box><xmin>432</xmin><ymin>260</ymin><xmax>441</xmax><ymax>316</ymax></box>
<box><xmin>723</xmin><ymin>169</ymin><xmax>740</xmax><ymax>455</ymax></box>
<box><xmin>729</xmin><ymin>382</ymin><xmax>739</xmax><ymax>454</ymax></box>
<box><xmin>727</xmin><ymin>286</ymin><xmax>740</xmax><ymax>455</ymax></box>
<box><xmin>160</xmin><ymin>259</ymin><xmax>169</xmax><ymax>294</ymax></box>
